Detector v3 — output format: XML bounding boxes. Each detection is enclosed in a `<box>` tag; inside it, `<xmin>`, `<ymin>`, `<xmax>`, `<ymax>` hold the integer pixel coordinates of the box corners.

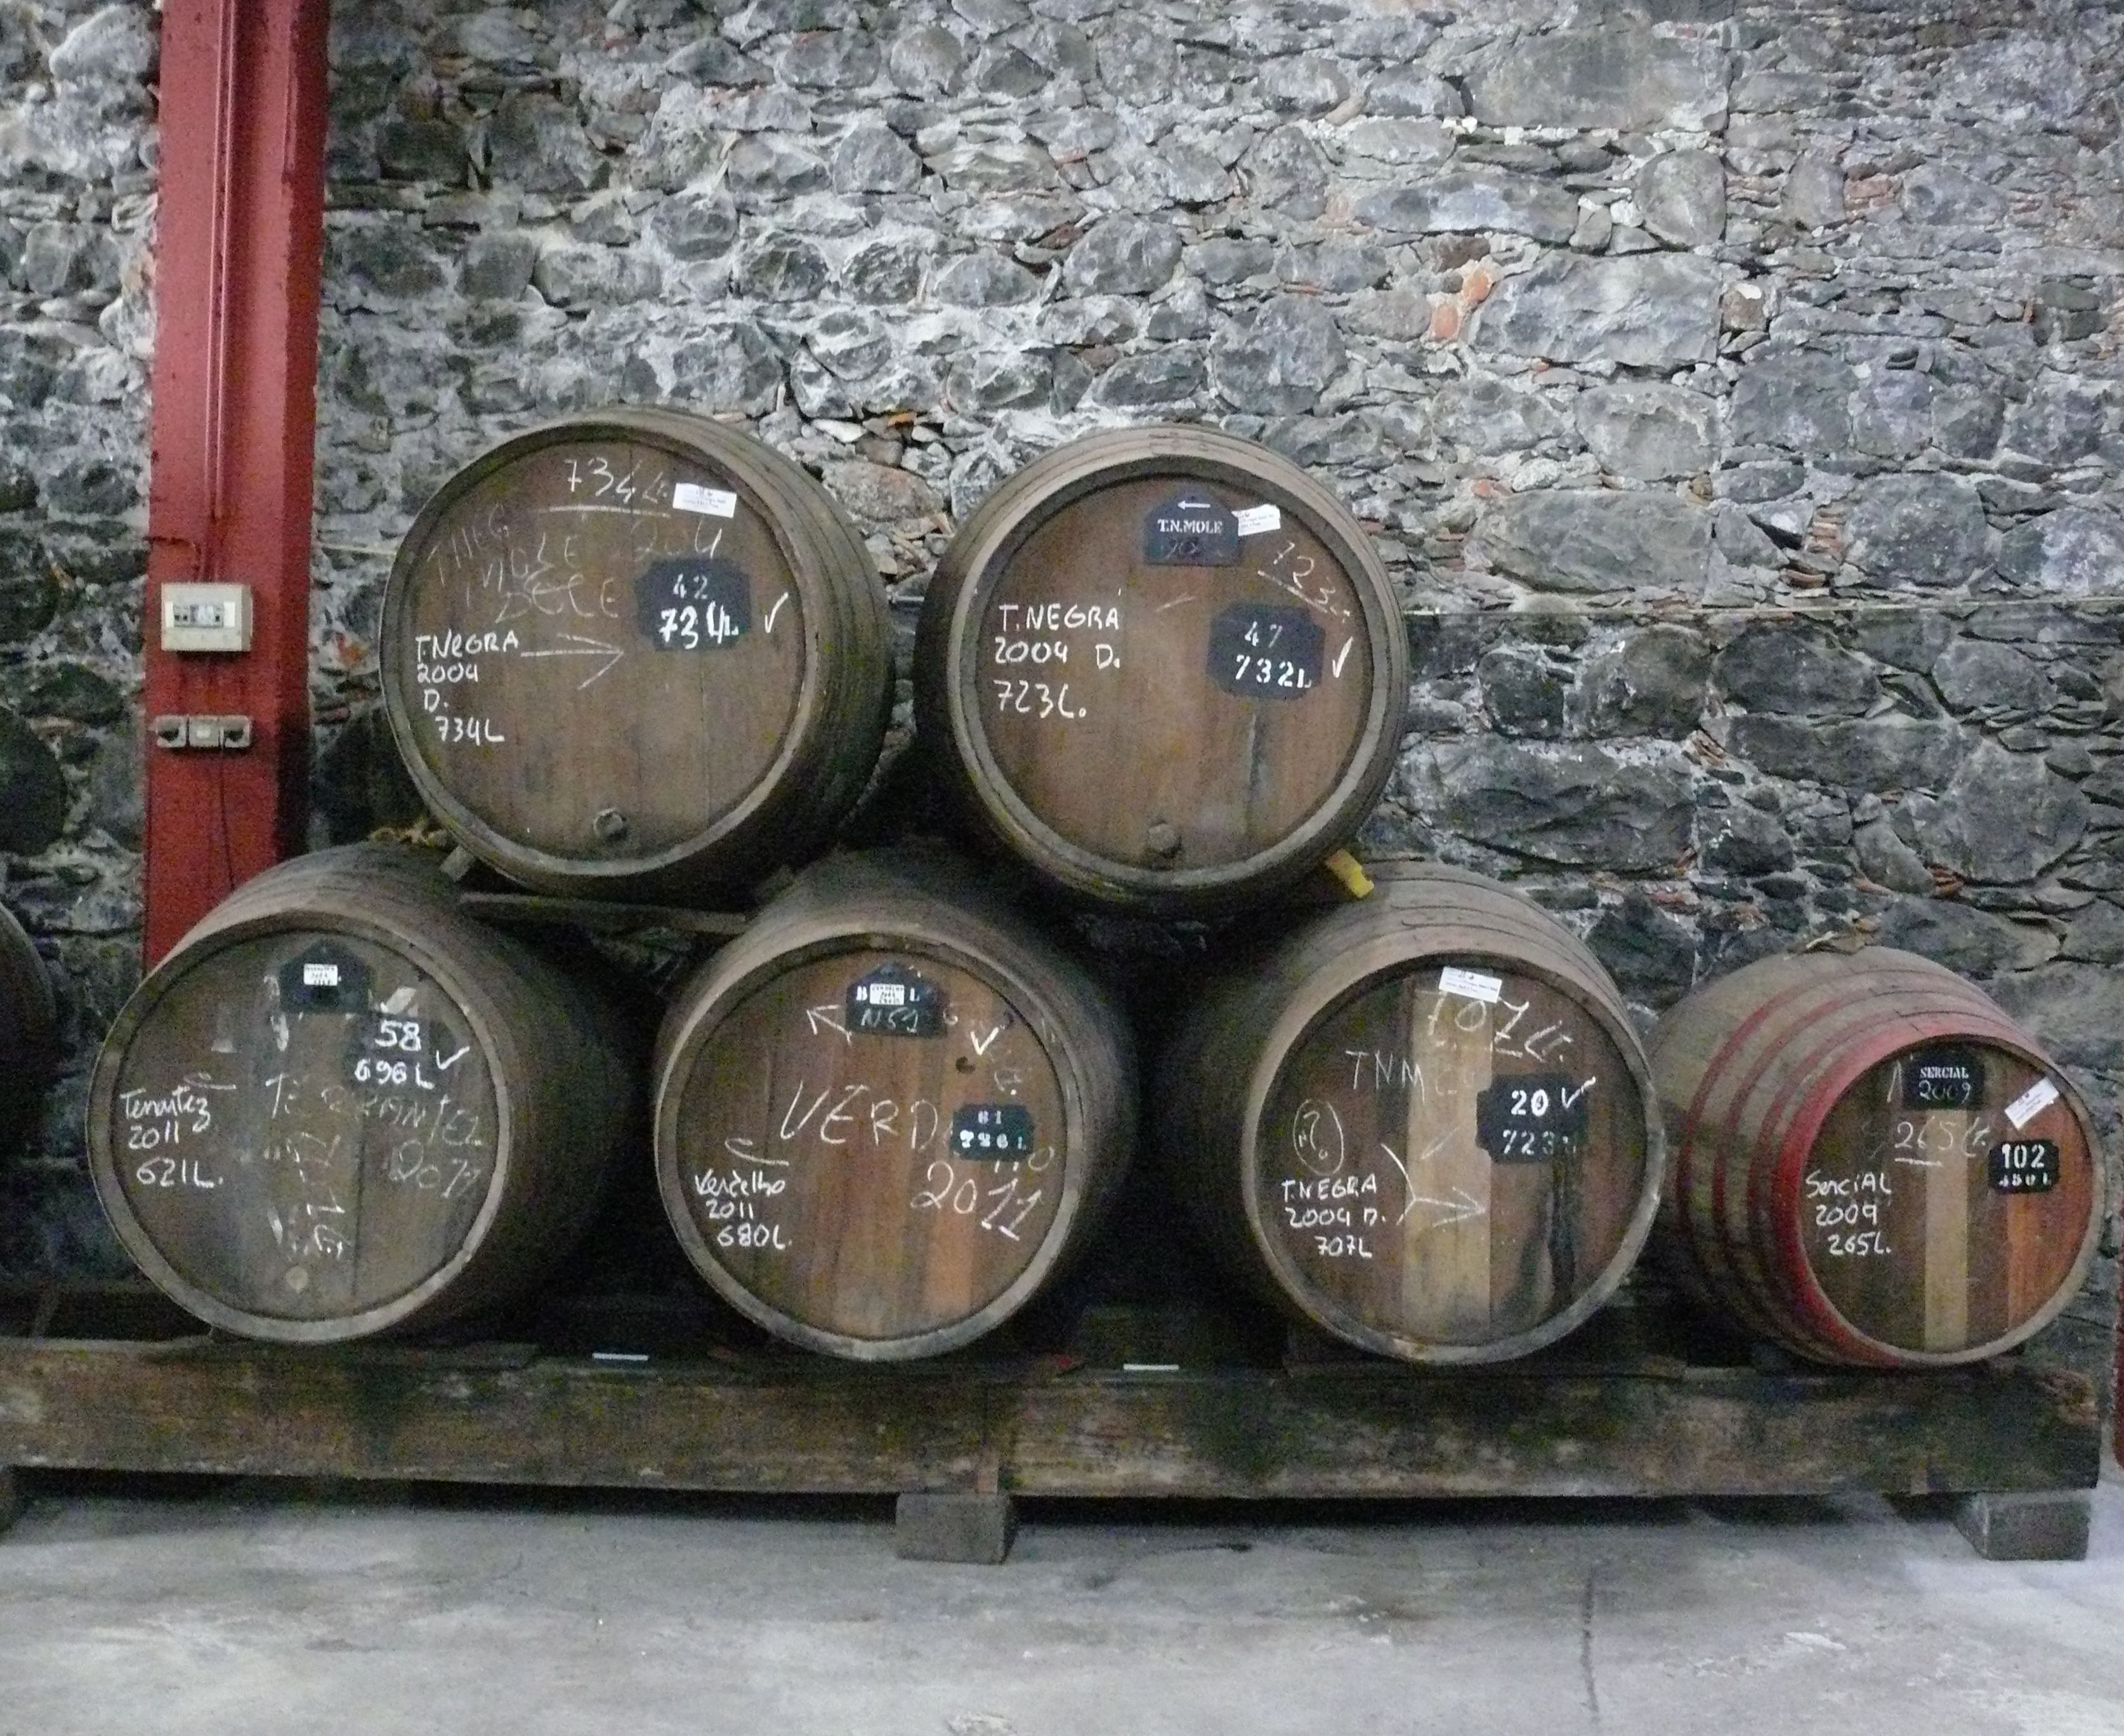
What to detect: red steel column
<box><xmin>142</xmin><ymin>0</ymin><xmax>329</xmax><ymax>963</ymax></box>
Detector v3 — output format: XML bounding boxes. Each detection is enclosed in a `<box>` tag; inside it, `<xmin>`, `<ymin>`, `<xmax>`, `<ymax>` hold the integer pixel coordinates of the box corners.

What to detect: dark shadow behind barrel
<box><xmin>915</xmin><ymin>425</ymin><xmax>1408</xmax><ymax>917</ymax></box>
<box><xmin>87</xmin><ymin>845</ymin><xmax>634</xmax><ymax>1343</ymax></box>
<box><xmin>0</xmin><ymin>900</ymin><xmax>56</xmax><ymax>1154</ymax></box>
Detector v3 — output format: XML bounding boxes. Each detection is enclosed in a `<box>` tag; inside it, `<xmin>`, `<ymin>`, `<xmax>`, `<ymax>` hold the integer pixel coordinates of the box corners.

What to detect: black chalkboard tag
<box><xmin>1903</xmin><ymin>1045</ymin><xmax>1983</xmax><ymax>1111</ymax></box>
<box><xmin>636</xmin><ymin>556</ymin><xmax>750</xmax><ymax>650</ymax></box>
<box><xmin>1142</xmin><ymin>492</ymin><xmax>1239</xmax><ymax>567</ymax></box>
<box><xmin>1475</xmin><ymin>1072</ymin><xmax>1589</xmax><ymax>1164</ymax></box>
<box><xmin>1209</xmin><ymin>604</ymin><xmax>1325</xmax><ymax>699</ymax></box>
<box><xmin>1989</xmin><ymin>1139</ymin><xmax>2059</xmax><ymax>1194</ymax></box>
<box><xmin>277</xmin><ymin>942</ymin><xmax>371</xmax><ymax>1015</ymax></box>
<box><xmin>950</xmin><ymin>1103</ymin><xmax>1035</xmax><ymax>1161</ymax></box>
<box><xmin>846</xmin><ymin>964</ymin><xmax>945</xmax><ymax>1038</ymax></box>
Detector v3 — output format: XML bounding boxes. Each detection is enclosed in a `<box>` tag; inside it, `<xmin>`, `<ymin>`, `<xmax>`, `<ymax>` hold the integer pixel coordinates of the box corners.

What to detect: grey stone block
<box><xmin>1953</xmin><ymin>1492</ymin><xmax>2090</xmax><ymax>1562</ymax></box>
<box><xmin>896</xmin><ymin>1492</ymin><xmax>1016</xmax><ymax>1565</ymax></box>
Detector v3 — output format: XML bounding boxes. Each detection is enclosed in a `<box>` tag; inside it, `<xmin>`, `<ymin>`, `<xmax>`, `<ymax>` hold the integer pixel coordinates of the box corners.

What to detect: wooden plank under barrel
<box><xmin>915</xmin><ymin>425</ymin><xmax>1408</xmax><ymax>916</ymax></box>
<box><xmin>85</xmin><ymin>845</ymin><xmax>633</xmax><ymax>1342</ymax></box>
<box><xmin>653</xmin><ymin>851</ymin><xmax>1136</xmax><ymax>1360</ymax></box>
<box><xmin>1157</xmin><ymin>863</ymin><xmax>1662</xmax><ymax>1363</ymax></box>
<box><xmin>381</xmin><ymin>407</ymin><xmax>893</xmax><ymax>901</ymax></box>
<box><xmin>1651</xmin><ymin>947</ymin><xmax>2106</xmax><ymax>1367</ymax></box>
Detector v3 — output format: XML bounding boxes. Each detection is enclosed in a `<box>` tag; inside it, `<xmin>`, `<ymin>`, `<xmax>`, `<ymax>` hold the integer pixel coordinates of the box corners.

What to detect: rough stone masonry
<box><xmin>0</xmin><ymin>0</ymin><xmax>2119</xmax><ymax>1372</ymax></box>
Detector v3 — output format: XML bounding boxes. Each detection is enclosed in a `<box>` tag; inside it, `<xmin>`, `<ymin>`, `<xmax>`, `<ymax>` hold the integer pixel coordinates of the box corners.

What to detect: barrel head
<box><xmin>974</xmin><ymin>470</ymin><xmax>1375</xmax><ymax>879</ymax></box>
<box><xmin>661</xmin><ymin>946</ymin><xmax>1072</xmax><ymax>1355</ymax></box>
<box><xmin>1252</xmin><ymin>960</ymin><xmax>1650</xmax><ymax>1357</ymax></box>
<box><xmin>385</xmin><ymin>423</ymin><xmax>810</xmax><ymax>885</ymax></box>
<box><xmin>92</xmin><ymin>931</ymin><xmax>504</xmax><ymax>1336</ymax></box>
<box><xmin>1797</xmin><ymin>1041</ymin><xmax>2099</xmax><ymax>1360</ymax></box>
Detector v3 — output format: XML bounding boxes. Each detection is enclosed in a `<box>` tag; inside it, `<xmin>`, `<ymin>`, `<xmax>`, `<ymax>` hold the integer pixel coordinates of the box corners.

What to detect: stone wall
<box><xmin>0</xmin><ymin>0</ymin><xmax>157</xmax><ymax>1274</ymax></box>
<box><xmin>2</xmin><ymin>0</ymin><xmax>2121</xmax><ymax>1372</ymax></box>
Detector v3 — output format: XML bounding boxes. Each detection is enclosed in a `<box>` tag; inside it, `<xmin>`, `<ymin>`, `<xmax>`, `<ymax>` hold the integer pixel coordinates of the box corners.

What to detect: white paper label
<box><xmin>2003</xmin><ymin>1077</ymin><xmax>2061</xmax><ymax>1131</ymax></box>
<box><xmin>672</xmin><ymin>482</ymin><xmax>738</xmax><ymax>518</ymax></box>
<box><xmin>1438</xmin><ymin>966</ymin><xmax>1504</xmax><ymax>1004</ymax></box>
<box><xmin>302</xmin><ymin>963</ymin><xmax>340</xmax><ymax>987</ymax></box>
<box><xmin>1233</xmin><ymin>503</ymin><xmax>1282</xmax><ymax>537</ymax></box>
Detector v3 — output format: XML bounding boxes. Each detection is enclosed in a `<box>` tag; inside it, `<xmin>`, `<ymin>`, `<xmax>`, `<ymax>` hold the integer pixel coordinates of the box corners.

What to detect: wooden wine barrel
<box><xmin>914</xmin><ymin>426</ymin><xmax>1409</xmax><ymax>916</ymax></box>
<box><xmin>653</xmin><ymin>850</ymin><xmax>1136</xmax><ymax>1360</ymax></box>
<box><xmin>1157</xmin><ymin>863</ymin><xmax>1662</xmax><ymax>1364</ymax></box>
<box><xmin>0</xmin><ymin>899</ymin><xmax>56</xmax><ymax>1151</ymax></box>
<box><xmin>86</xmin><ymin>845</ymin><xmax>633</xmax><ymax>1343</ymax></box>
<box><xmin>381</xmin><ymin>407</ymin><xmax>893</xmax><ymax>900</ymax></box>
<box><xmin>1651</xmin><ymin>948</ymin><xmax>2105</xmax><ymax>1368</ymax></box>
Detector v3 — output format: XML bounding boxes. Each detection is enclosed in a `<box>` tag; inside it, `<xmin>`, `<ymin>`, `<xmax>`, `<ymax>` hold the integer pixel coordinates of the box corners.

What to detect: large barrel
<box><xmin>1651</xmin><ymin>947</ymin><xmax>2105</xmax><ymax>1368</ymax></box>
<box><xmin>87</xmin><ymin>845</ymin><xmax>632</xmax><ymax>1342</ymax></box>
<box><xmin>0</xmin><ymin>899</ymin><xmax>56</xmax><ymax>1151</ymax></box>
<box><xmin>1158</xmin><ymin>864</ymin><xmax>1662</xmax><ymax>1363</ymax></box>
<box><xmin>653</xmin><ymin>850</ymin><xmax>1136</xmax><ymax>1360</ymax></box>
<box><xmin>381</xmin><ymin>407</ymin><xmax>893</xmax><ymax>900</ymax></box>
<box><xmin>914</xmin><ymin>426</ymin><xmax>1408</xmax><ymax>916</ymax></box>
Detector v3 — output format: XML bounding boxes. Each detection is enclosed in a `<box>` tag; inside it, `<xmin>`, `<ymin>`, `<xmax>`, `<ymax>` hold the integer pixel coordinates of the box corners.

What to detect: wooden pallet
<box><xmin>0</xmin><ymin>1284</ymin><xmax>2099</xmax><ymax>1563</ymax></box>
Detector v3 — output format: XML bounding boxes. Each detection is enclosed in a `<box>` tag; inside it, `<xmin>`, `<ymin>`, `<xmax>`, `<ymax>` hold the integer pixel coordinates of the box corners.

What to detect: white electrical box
<box><xmin>161</xmin><ymin>582</ymin><xmax>253</xmax><ymax>653</ymax></box>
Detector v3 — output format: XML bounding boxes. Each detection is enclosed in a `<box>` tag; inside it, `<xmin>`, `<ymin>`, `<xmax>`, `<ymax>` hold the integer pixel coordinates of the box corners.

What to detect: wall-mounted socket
<box><xmin>160</xmin><ymin>583</ymin><xmax>253</xmax><ymax>653</ymax></box>
<box><xmin>152</xmin><ymin>714</ymin><xmax>254</xmax><ymax>751</ymax></box>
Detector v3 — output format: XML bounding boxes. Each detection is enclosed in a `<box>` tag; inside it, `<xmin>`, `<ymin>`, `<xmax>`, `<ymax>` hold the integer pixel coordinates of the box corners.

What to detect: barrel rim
<box><xmin>653</xmin><ymin>925</ymin><xmax>1097</xmax><ymax>1362</ymax></box>
<box><xmin>378</xmin><ymin>408</ymin><xmax>837</xmax><ymax>895</ymax></box>
<box><xmin>1235</xmin><ymin>930</ymin><xmax>1665</xmax><ymax>1365</ymax></box>
<box><xmin>86</xmin><ymin>904</ymin><xmax>521</xmax><ymax>1344</ymax></box>
<box><xmin>932</xmin><ymin>427</ymin><xmax>1409</xmax><ymax>912</ymax></box>
<box><xmin>1767</xmin><ymin>1023</ymin><xmax>2105</xmax><ymax>1368</ymax></box>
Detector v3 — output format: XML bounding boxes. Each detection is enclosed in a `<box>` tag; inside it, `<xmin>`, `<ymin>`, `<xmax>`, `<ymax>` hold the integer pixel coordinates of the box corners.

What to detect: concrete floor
<box><xmin>3</xmin><ymin>1476</ymin><xmax>2121</xmax><ymax>1735</ymax></box>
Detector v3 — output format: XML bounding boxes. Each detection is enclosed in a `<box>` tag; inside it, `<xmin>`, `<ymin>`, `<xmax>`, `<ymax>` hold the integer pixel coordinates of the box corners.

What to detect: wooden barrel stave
<box><xmin>87</xmin><ymin>845</ymin><xmax>633</xmax><ymax>1342</ymax></box>
<box><xmin>915</xmin><ymin>425</ymin><xmax>1409</xmax><ymax>916</ymax></box>
<box><xmin>653</xmin><ymin>850</ymin><xmax>1136</xmax><ymax>1361</ymax></box>
<box><xmin>382</xmin><ymin>408</ymin><xmax>892</xmax><ymax>900</ymax></box>
<box><xmin>1651</xmin><ymin>947</ymin><xmax>2106</xmax><ymax>1367</ymax></box>
<box><xmin>1158</xmin><ymin>864</ymin><xmax>1663</xmax><ymax>1364</ymax></box>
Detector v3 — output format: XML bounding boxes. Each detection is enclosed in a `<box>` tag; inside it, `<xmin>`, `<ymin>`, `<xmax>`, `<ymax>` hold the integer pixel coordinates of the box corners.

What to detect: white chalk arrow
<box><xmin>1406</xmin><ymin>1185</ymin><xmax>1487</xmax><ymax>1232</ymax></box>
<box><xmin>804</xmin><ymin>1004</ymin><xmax>852</xmax><ymax>1044</ymax></box>
<box><xmin>517</xmin><ymin>633</ymin><xmax>625</xmax><ymax>690</ymax></box>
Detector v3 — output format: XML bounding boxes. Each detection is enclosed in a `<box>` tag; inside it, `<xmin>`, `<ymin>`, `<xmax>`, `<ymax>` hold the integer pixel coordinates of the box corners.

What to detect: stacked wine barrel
<box><xmin>1652</xmin><ymin>949</ymin><xmax>2103</xmax><ymax>1368</ymax></box>
<box><xmin>83</xmin><ymin>412</ymin><xmax>2111</xmax><ymax>1387</ymax></box>
<box><xmin>915</xmin><ymin>425</ymin><xmax>1408</xmax><ymax>916</ymax></box>
<box><xmin>653</xmin><ymin>851</ymin><xmax>1135</xmax><ymax>1360</ymax></box>
<box><xmin>379</xmin><ymin>406</ymin><xmax>893</xmax><ymax>901</ymax></box>
<box><xmin>1159</xmin><ymin>865</ymin><xmax>1662</xmax><ymax>1364</ymax></box>
<box><xmin>87</xmin><ymin>846</ymin><xmax>634</xmax><ymax>1341</ymax></box>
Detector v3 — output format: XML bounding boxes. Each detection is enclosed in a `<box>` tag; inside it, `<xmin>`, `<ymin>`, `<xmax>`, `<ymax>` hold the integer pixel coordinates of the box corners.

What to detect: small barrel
<box><xmin>0</xmin><ymin>899</ymin><xmax>56</xmax><ymax>1151</ymax></box>
<box><xmin>914</xmin><ymin>425</ymin><xmax>1408</xmax><ymax>916</ymax></box>
<box><xmin>1651</xmin><ymin>948</ymin><xmax>2105</xmax><ymax>1368</ymax></box>
<box><xmin>381</xmin><ymin>407</ymin><xmax>893</xmax><ymax>900</ymax></box>
<box><xmin>87</xmin><ymin>845</ymin><xmax>632</xmax><ymax>1342</ymax></box>
<box><xmin>1157</xmin><ymin>864</ymin><xmax>1662</xmax><ymax>1363</ymax></box>
<box><xmin>653</xmin><ymin>851</ymin><xmax>1136</xmax><ymax>1360</ymax></box>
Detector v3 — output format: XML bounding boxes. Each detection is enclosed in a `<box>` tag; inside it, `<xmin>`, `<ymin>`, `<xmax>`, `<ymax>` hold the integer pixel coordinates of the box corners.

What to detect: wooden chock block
<box><xmin>896</xmin><ymin>1492</ymin><xmax>1017</xmax><ymax>1565</ymax></box>
<box><xmin>1953</xmin><ymin>1490</ymin><xmax>2090</xmax><ymax>1562</ymax></box>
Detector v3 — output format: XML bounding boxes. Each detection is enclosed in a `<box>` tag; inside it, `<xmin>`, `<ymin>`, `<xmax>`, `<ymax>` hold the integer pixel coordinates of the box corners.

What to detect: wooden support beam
<box><xmin>142</xmin><ymin>0</ymin><xmax>330</xmax><ymax>963</ymax></box>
